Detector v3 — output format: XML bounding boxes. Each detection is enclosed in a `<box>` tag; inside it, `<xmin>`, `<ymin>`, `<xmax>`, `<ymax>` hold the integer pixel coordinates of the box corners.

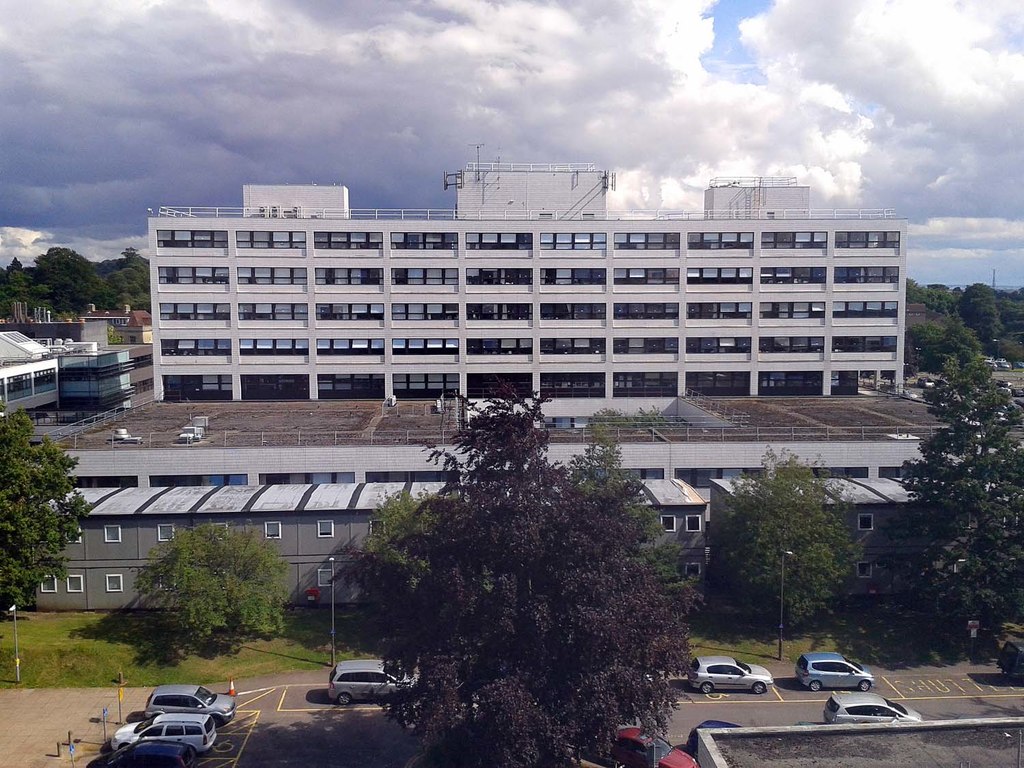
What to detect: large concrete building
<box><xmin>150</xmin><ymin>164</ymin><xmax>906</xmax><ymax>416</ymax></box>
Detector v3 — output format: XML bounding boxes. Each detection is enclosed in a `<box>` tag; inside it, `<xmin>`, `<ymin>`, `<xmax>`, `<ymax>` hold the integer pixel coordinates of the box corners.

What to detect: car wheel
<box><xmin>336</xmin><ymin>692</ymin><xmax>353</xmax><ymax>705</ymax></box>
<box><xmin>808</xmin><ymin>680</ymin><xmax>822</xmax><ymax>692</ymax></box>
<box><xmin>185</xmin><ymin>745</ymin><xmax>197</xmax><ymax>761</ymax></box>
<box><xmin>699</xmin><ymin>681</ymin><xmax>714</xmax><ymax>695</ymax></box>
<box><xmin>858</xmin><ymin>679</ymin><xmax>872</xmax><ymax>691</ymax></box>
<box><xmin>752</xmin><ymin>681</ymin><xmax>767</xmax><ymax>695</ymax></box>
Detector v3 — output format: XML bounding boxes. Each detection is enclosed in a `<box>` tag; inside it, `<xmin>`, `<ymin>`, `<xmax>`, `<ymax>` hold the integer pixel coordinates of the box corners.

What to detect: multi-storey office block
<box><xmin>150</xmin><ymin>166</ymin><xmax>905</xmax><ymax>415</ymax></box>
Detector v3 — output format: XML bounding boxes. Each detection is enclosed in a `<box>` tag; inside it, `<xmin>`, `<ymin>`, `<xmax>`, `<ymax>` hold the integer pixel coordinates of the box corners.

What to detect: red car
<box><xmin>611</xmin><ymin>727</ymin><xmax>698</xmax><ymax>768</ymax></box>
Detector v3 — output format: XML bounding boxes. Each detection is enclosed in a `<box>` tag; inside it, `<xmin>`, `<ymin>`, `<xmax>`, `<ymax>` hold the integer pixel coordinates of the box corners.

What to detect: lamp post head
<box><xmin>783</xmin><ymin>550</ymin><xmax>794</xmax><ymax>556</ymax></box>
<box><xmin>329</xmin><ymin>556</ymin><xmax>335</xmax><ymax>563</ymax></box>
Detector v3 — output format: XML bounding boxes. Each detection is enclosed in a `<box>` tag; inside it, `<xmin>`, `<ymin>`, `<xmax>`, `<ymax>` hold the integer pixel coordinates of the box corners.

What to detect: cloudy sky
<box><xmin>2</xmin><ymin>0</ymin><xmax>1023</xmax><ymax>286</ymax></box>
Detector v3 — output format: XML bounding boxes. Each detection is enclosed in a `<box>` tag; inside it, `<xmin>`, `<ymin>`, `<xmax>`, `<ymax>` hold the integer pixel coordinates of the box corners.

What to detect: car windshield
<box><xmin>886</xmin><ymin>699</ymin><xmax>909</xmax><ymax>715</ymax></box>
<box><xmin>651</xmin><ymin>737</ymin><xmax>673</xmax><ymax>760</ymax></box>
<box><xmin>737</xmin><ymin>661</ymin><xmax>752</xmax><ymax>673</ymax></box>
<box><xmin>843</xmin><ymin>657</ymin><xmax>864</xmax><ymax>672</ymax></box>
<box><xmin>196</xmin><ymin>686</ymin><xmax>217</xmax><ymax>705</ymax></box>
<box><xmin>690</xmin><ymin>658</ymin><xmax>700</xmax><ymax>670</ymax></box>
<box><xmin>133</xmin><ymin>717</ymin><xmax>158</xmax><ymax>734</ymax></box>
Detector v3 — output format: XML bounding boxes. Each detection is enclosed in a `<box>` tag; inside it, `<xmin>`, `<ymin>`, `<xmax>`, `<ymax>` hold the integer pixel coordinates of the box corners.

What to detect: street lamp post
<box><xmin>778</xmin><ymin>551</ymin><xmax>794</xmax><ymax>662</ymax></box>
<box><xmin>8</xmin><ymin>605</ymin><xmax>19</xmax><ymax>684</ymax></box>
<box><xmin>328</xmin><ymin>557</ymin><xmax>336</xmax><ymax>668</ymax></box>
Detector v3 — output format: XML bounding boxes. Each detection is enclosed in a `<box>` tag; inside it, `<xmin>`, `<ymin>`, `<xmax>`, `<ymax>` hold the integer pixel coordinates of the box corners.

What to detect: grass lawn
<box><xmin>0</xmin><ymin>608</ymin><xmax>379</xmax><ymax>689</ymax></box>
<box><xmin>0</xmin><ymin>602</ymin><xmax>993</xmax><ymax>689</ymax></box>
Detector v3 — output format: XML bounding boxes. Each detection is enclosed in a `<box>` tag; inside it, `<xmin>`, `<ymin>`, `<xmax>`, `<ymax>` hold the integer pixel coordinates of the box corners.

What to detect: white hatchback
<box><xmin>823</xmin><ymin>692</ymin><xmax>923</xmax><ymax>724</ymax></box>
<box><xmin>110</xmin><ymin>713</ymin><xmax>217</xmax><ymax>753</ymax></box>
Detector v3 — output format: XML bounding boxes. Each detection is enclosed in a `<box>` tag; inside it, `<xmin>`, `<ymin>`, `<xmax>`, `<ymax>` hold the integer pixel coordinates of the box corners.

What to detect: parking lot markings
<box><xmin>772</xmin><ymin>686</ymin><xmax>784</xmax><ymax>702</ymax></box>
<box><xmin>881</xmin><ymin>675</ymin><xmax>904</xmax><ymax>698</ymax></box>
<box><xmin>237</xmin><ymin>688</ymin><xmax>277</xmax><ymax>708</ymax></box>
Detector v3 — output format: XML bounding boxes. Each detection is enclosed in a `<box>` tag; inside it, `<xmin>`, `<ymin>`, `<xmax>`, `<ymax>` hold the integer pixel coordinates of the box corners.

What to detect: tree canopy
<box><xmin>349</xmin><ymin>393</ymin><xmax>694</xmax><ymax>768</ymax></box>
<box><xmin>0</xmin><ymin>406</ymin><xmax>91</xmax><ymax>608</ymax></box>
<box><xmin>709</xmin><ymin>450</ymin><xmax>858</xmax><ymax>625</ymax></box>
<box><xmin>136</xmin><ymin>523</ymin><xmax>289</xmax><ymax>653</ymax></box>
<box><xmin>896</xmin><ymin>357</ymin><xmax>1024</xmax><ymax>627</ymax></box>
<box><xmin>908</xmin><ymin>318</ymin><xmax>982</xmax><ymax>373</ymax></box>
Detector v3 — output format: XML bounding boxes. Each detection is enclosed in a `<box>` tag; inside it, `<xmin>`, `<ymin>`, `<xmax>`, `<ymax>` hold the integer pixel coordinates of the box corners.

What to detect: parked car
<box><xmin>795</xmin><ymin>652</ymin><xmax>874</xmax><ymax>692</ymax></box>
<box><xmin>823</xmin><ymin>692</ymin><xmax>923</xmax><ymax>724</ymax></box>
<box><xmin>95</xmin><ymin>740</ymin><xmax>197</xmax><ymax>767</ymax></box>
<box><xmin>110</xmin><ymin>713</ymin><xmax>216</xmax><ymax>753</ymax></box>
<box><xmin>611</xmin><ymin>727</ymin><xmax>697</xmax><ymax>768</ymax></box>
<box><xmin>688</xmin><ymin>656</ymin><xmax>774</xmax><ymax>694</ymax></box>
<box><xmin>998</xmin><ymin>639</ymin><xmax>1024</xmax><ymax>678</ymax></box>
<box><xmin>144</xmin><ymin>685</ymin><xmax>236</xmax><ymax>725</ymax></box>
<box><xmin>683</xmin><ymin>720</ymin><xmax>740</xmax><ymax>756</ymax></box>
<box><xmin>328</xmin><ymin>659</ymin><xmax>402</xmax><ymax>705</ymax></box>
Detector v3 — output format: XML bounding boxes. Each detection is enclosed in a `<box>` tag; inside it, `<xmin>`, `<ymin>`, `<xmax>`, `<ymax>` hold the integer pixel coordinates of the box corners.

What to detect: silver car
<box><xmin>110</xmin><ymin>713</ymin><xmax>217</xmax><ymax>753</ymax></box>
<box><xmin>795</xmin><ymin>652</ymin><xmax>874</xmax><ymax>692</ymax></box>
<box><xmin>688</xmin><ymin>655</ymin><xmax>774</xmax><ymax>694</ymax></box>
<box><xmin>823</xmin><ymin>692</ymin><xmax>923</xmax><ymax>724</ymax></box>
<box><xmin>328</xmin><ymin>659</ymin><xmax>402</xmax><ymax>705</ymax></box>
<box><xmin>144</xmin><ymin>684</ymin><xmax>236</xmax><ymax>725</ymax></box>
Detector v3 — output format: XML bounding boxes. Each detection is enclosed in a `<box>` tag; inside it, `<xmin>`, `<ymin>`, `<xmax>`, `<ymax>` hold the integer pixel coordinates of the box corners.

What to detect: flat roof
<box><xmin>59</xmin><ymin>396</ymin><xmax>942</xmax><ymax>452</ymax></box>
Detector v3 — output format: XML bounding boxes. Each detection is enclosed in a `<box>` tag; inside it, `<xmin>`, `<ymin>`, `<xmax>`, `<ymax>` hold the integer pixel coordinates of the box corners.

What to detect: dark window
<box><xmin>313</xmin><ymin>231</ymin><xmax>383</xmax><ymax>249</ymax></box>
<box><xmin>831</xmin><ymin>370</ymin><xmax>859</xmax><ymax>395</ymax></box>
<box><xmin>466</xmin><ymin>338</ymin><xmax>533</xmax><ymax>355</ymax></box>
<box><xmin>466</xmin><ymin>303</ymin><xmax>532</xmax><ymax>320</ymax></box>
<box><xmin>612</xmin><ymin>372</ymin><xmax>677</xmax><ymax>397</ymax></box>
<box><xmin>236</xmin><ymin>231</ymin><xmax>306</xmax><ymax>249</ymax></box>
<box><xmin>685</xmin><ymin>337</ymin><xmax>751</xmax><ymax>354</ymax></box>
<box><xmin>392</xmin><ymin>339</ymin><xmax>459</xmax><ymax>355</ymax></box>
<box><xmin>760</xmin><ymin>266</ymin><xmax>827</xmax><ymax>284</ymax></box>
<box><xmin>761</xmin><ymin>231</ymin><xmax>827</xmax><ymax>249</ymax></box>
<box><xmin>158</xmin><ymin>266</ymin><xmax>229</xmax><ymax>284</ymax></box>
<box><xmin>614</xmin><ymin>268</ymin><xmax>680</xmax><ymax>285</ymax></box>
<box><xmin>539</xmin><ymin>232</ymin><xmax>607</xmax><ymax>250</ymax></box>
<box><xmin>759</xmin><ymin>302</ymin><xmax>826</xmax><ymax>319</ymax></box>
<box><xmin>832</xmin><ymin>336</ymin><xmax>898</xmax><ymax>353</ymax></box>
<box><xmin>540</xmin><ymin>372</ymin><xmax>606</xmax><ymax>399</ymax></box>
<box><xmin>687</xmin><ymin>232</ymin><xmax>754</xmax><ymax>250</ymax></box>
<box><xmin>391</xmin><ymin>303</ymin><xmax>458</xmax><ymax>321</ymax></box>
<box><xmin>757</xmin><ymin>371</ymin><xmax>823</xmax><ymax>396</ymax></box>
<box><xmin>613</xmin><ymin>337</ymin><xmax>679</xmax><ymax>354</ymax></box>
<box><xmin>241</xmin><ymin>374</ymin><xmax>310</xmax><ymax>400</ymax></box>
<box><xmin>392</xmin><ymin>268</ymin><xmax>459</xmax><ymax>285</ymax></box>
<box><xmin>315</xmin><ymin>268</ymin><xmax>383</xmax><ymax>285</ymax></box>
<box><xmin>466</xmin><ymin>232</ymin><xmax>533</xmax><ymax>250</ymax></box>
<box><xmin>392</xmin><ymin>373</ymin><xmax>459</xmax><ymax>398</ymax></box>
<box><xmin>759</xmin><ymin>336</ymin><xmax>825</xmax><ymax>353</ymax></box>
<box><xmin>237</xmin><ymin>303</ymin><xmax>308</xmax><ymax>320</ymax></box>
<box><xmin>391</xmin><ymin>232</ymin><xmax>458</xmax><ymax>250</ymax></box>
<box><xmin>685</xmin><ymin>372</ymin><xmax>750</xmax><ymax>396</ymax></box>
<box><xmin>466</xmin><ymin>373</ymin><xmax>532</xmax><ymax>399</ymax></box>
<box><xmin>541</xmin><ymin>268</ymin><xmax>606</xmax><ymax>285</ymax></box>
<box><xmin>239</xmin><ymin>338</ymin><xmax>310</xmax><ymax>356</ymax></box>
<box><xmin>317</xmin><ymin>303</ymin><xmax>386</xmax><ymax>321</ymax></box>
<box><xmin>858</xmin><ymin>513</ymin><xmax>875</xmax><ymax>531</ymax></box>
<box><xmin>614</xmin><ymin>303</ymin><xmax>680</xmax><ymax>320</ymax></box>
<box><xmin>834</xmin><ymin>266</ymin><xmax>900</xmax><ymax>284</ymax></box>
<box><xmin>237</xmin><ymin>267</ymin><xmax>307</xmax><ymax>285</ymax></box>
<box><xmin>161</xmin><ymin>339</ymin><xmax>231</xmax><ymax>357</ymax></box>
<box><xmin>540</xmin><ymin>338</ymin><xmax>606</xmax><ymax>355</ymax></box>
<box><xmin>541</xmin><ymin>303</ymin><xmax>606</xmax><ymax>320</ymax></box>
<box><xmin>832</xmin><ymin>301</ymin><xmax>898</xmax><ymax>319</ymax></box>
<box><xmin>466</xmin><ymin>268</ymin><xmax>533</xmax><ymax>285</ymax></box>
<box><xmin>162</xmin><ymin>375</ymin><xmax>232</xmax><ymax>401</ymax></box>
<box><xmin>613</xmin><ymin>232</ymin><xmax>681</xmax><ymax>250</ymax></box>
<box><xmin>686</xmin><ymin>267</ymin><xmax>753</xmax><ymax>284</ymax></box>
<box><xmin>159</xmin><ymin>303</ymin><xmax>230</xmax><ymax>320</ymax></box>
<box><xmin>317</xmin><ymin>374</ymin><xmax>385</xmax><ymax>400</ymax></box>
<box><xmin>315</xmin><ymin>339</ymin><xmax>385</xmax><ymax>355</ymax></box>
<box><xmin>835</xmin><ymin>231</ymin><xmax>901</xmax><ymax>249</ymax></box>
<box><xmin>686</xmin><ymin>303</ymin><xmax>752</xmax><ymax>320</ymax></box>
<box><xmin>156</xmin><ymin>230</ymin><xmax>228</xmax><ymax>248</ymax></box>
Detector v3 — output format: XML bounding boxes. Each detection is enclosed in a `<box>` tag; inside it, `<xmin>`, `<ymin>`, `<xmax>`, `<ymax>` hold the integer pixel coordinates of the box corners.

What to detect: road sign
<box><xmin>102</xmin><ymin>707</ymin><xmax>108</xmax><ymax>718</ymax></box>
<box><xmin>968</xmin><ymin>619</ymin><xmax>980</xmax><ymax>631</ymax></box>
<box><xmin>68</xmin><ymin>744</ymin><xmax>75</xmax><ymax>755</ymax></box>
<box><xmin>118</xmin><ymin>686</ymin><xmax>124</xmax><ymax>701</ymax></box>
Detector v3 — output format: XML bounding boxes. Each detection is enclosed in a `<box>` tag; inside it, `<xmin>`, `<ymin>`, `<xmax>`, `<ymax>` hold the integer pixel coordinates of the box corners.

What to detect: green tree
<box><xmin>349</xmin><ymin>393</ymin><xmax>692</xmax><ymax>768</ymax></box>
<box><xmin>908</xmin><ymin>318</ymin><xmax>982</xmax><ymax>373</ymax></box>
<box><xmin>0</xmin><ymin>406</ymin><xmax>91</xmax><ymax>608</ymax></box>
<box><xmin>896</xmin><ymin>358</ymin><xmax>1024</xmax><ymax>627</ymax></box>
<box><xmin>30</xmin><ymin>247</ymin><xmax>107</xmax><ymax>314</ymax></box>
<box><xmin>906</xmin><ymin>279</ymin><xmax>959</xmax><ymax>316</ymax></box>
<box><xmin>959</xmin><ymin>283</ymin><xmax>1003</xmax><ymax>352</ymax></box>
<box><xmin>136</xmin><ymin>524</ymin><xmax>289</xmax><ymax>651</ymax></box>
<box><xmin>709</xmin><ymin>450</ymin><xmax>858</xmax><ymax>625</ymax></box>
<box><xmin>97</xmin><ymin>247</ymin><xmax>151</xmax><ymax>311</ymax></box>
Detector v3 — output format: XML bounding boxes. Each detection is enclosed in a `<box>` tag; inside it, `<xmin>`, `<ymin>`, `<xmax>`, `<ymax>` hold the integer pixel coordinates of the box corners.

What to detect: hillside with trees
<box><xmin>0</xmin><ymin>247</ymin><xmax>150</xmax><ymax>316</ymax></box>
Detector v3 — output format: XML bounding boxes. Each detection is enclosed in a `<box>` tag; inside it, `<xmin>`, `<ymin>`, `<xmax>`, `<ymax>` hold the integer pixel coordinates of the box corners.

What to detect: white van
<box><xmin>110</xmin><ymin>712</ymin><xmax>217</xmax><ymax>753</ymax></box>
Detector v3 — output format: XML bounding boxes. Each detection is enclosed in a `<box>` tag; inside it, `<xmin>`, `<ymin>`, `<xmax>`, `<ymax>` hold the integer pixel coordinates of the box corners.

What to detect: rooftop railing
<box><xmin>156</xmin><ymin>206</ymin><xmax>899</xmax><ymax>221</ymax></box>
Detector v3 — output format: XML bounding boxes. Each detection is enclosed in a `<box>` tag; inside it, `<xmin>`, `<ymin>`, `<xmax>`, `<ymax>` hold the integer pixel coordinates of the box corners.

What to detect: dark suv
<box><xmin>97</xmin><ymin>740</ymin><xmax>197</xmax><ymax>767</ymax></box>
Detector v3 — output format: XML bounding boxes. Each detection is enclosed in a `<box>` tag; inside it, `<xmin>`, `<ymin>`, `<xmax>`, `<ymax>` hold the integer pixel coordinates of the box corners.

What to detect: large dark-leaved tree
<box><xmin>0</xmin><ymin>406</ymin><xmax>91</xmax><ymax>608</ymax></box>
<box><xmin>895</xmin><ymin>357</ymin><xmax>1024</xmax><ymax>627</ymax></box>
<box><xmin>349</xmin><ymin>392</ymin><xmax>694</xmax><ymax>768</ymax></box>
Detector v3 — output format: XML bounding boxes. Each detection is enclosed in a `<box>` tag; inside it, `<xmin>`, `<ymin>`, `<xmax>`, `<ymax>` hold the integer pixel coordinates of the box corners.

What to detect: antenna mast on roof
<box><xmin>469</xmin><ymin>143</ymin><xmax>485</xmax><ymax>180</ymax></box>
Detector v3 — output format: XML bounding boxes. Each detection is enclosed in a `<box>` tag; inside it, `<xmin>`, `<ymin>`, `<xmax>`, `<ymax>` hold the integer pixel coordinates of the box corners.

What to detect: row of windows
<box><xmin>161</xmin><ymin>265</ymin><xmax>901</xmax><ymax>287</ymax></box>
<box><xmin>77</xmin><ymin>519</ymin><xmax>354</xmax><ymax>546</ymax></box>
<box><xmin>159</xmin><ymin>229</ymin><xmax>901</xmax><ymax>251</ymax></box>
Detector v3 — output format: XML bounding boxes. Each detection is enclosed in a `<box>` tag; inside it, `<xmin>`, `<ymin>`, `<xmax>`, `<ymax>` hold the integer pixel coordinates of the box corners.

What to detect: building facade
<box><xmin>150</xmin><ymin>165</ymin><xmax>906</xmax><ymax>416</ymax></box>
